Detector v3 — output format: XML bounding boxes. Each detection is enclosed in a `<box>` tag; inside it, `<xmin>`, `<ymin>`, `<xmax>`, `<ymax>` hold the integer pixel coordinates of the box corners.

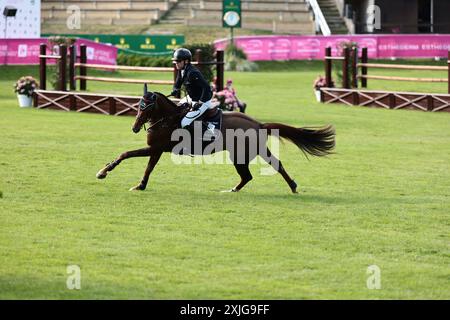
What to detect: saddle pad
<box><xmin>202</xmin><ymin>109</ymin><xmax>222</xmax><ymax>141</ymax></box>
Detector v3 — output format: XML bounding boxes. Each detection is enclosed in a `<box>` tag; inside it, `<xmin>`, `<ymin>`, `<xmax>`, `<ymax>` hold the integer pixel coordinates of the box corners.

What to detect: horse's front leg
<box><xmin>129</xmin><ymin>151</ymin><xmax>163</xmax><ymax>191</ymax></box>
<box><xmin>96</xmin><ymin>147</ymin><xmax>152</xmax><ymax>179</ymax></box>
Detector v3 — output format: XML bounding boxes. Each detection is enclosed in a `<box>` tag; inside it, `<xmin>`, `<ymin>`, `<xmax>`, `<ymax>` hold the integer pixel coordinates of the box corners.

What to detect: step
<box><xmin>112</xmin><ymin>18</ymin><xmax>155</xmax><ymax>25</ymax></box>
<box><xmin>199</xmin><ymin>1</ymin><xmax>308</xmax><ymax>11</ymax></box>
<box><xmin>177</xmin><ymin>3</ymin><xmax>201</xmax><ymax>8</ymax></box>
<box><xmin>42</xmin><ymin>17</ymin><xmax>114</xmax><ymax>25</ymax></box>
<box><xmin>185</xmin><ymin>18</ymin><xmax>315</xmax><ymax>33</ymax></box>
<box><xmin>42</xmin><ymin>1</ymin><xmax>170</xmax><ymax>10</ymax></box>
<box><xmin>189</xmin><ymin>8</ymin><xmax>311</xmax><ymax>21</ymax></box>
<box><xmin>160</xmin><ymin>19</ymin><xmax>186</xmax><ymax>24</ymax></box>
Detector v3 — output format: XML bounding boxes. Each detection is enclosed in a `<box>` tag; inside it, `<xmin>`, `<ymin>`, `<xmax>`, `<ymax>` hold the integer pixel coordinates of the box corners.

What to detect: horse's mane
<box><xmin>154</xmin><ymin>92</ymin><xmax>177</xmax><ymax>108</ymax></box>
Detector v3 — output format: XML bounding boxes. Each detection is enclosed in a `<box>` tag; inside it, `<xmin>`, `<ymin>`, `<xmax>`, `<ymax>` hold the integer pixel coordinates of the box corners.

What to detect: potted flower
<box><xmin>313</xmin><ymin>75</ymin><xmax>333</xmax><ymax>102</ymax></box>
<box><xmin>14</xmin><ymin>76</ymin><xmax>39</xmax><ymax>107</ymax></box>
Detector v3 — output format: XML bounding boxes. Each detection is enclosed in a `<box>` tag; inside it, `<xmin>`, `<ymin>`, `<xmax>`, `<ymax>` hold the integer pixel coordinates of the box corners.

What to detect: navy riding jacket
<box><xmin>173</xmin><ymin>63</ymin><xmax>213</xmax><ymax>102</ymax></box>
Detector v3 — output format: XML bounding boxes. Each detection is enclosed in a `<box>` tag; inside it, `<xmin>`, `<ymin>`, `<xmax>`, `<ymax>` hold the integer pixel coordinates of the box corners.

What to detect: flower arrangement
<box><xmin>313</xmin><ymin>75</ymin><xmax>333</xmax><ymax>90</ymax></box>
<box><xmin>14</xmin><ymin>76</ymin><xmax>39</xmax><ymax>97</ymax></box>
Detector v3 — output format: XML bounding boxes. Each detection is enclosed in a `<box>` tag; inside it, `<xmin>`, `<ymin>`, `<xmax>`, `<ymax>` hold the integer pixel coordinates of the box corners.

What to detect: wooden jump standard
<box><xmin>34</xmin><ymin>43</ymin><xmax>225</xmax><ymax>116</ymax></box>
<box><xmin>321</xmin><ymin>47</ymin><xmax>450</xmax><ymax>112</ymax></box>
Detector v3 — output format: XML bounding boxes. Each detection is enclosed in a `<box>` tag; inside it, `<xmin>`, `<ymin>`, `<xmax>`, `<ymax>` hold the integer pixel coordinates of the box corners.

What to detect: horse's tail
<box><xmin>262</xmin><ymin>123</ymin><xmax>335</xmax><ymax>157</ymax></box>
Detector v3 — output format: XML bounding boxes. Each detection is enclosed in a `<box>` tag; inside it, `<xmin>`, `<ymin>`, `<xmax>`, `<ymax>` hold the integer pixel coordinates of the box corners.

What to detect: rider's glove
<box><xmin>170</xmin><ymin>89</ymin><xmax>179</xmax><ymax>97</ymax></box>
<box><xmin>192</xmin><ymin>102</ymin><xmax>202</xmax><ymax>111</ymax></box>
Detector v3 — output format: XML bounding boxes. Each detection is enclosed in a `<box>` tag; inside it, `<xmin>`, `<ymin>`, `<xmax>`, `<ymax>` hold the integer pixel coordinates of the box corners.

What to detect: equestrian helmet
<box><xmin>172</xmin><ymin>48</ymin><xmax>192</xmax><ymax>61</ymax></box>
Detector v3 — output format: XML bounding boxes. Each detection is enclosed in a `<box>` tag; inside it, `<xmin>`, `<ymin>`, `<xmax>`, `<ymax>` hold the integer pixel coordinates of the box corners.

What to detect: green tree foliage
<box><xmin>183</xmin><ymin>43</ymin><xmax>216</xmax><ymax>83</ymax></box>
<box><xmin>224</xmin><ymin>43</ymin><xmax>258</xmax><ymax>72</ymax></box>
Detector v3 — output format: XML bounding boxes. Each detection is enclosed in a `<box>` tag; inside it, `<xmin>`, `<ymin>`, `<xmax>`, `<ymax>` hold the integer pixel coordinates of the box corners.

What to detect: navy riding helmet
<box><xmin>172</xmin><ymin>48</ymin><xmax>192</xmax><ymax>61</ymax></box>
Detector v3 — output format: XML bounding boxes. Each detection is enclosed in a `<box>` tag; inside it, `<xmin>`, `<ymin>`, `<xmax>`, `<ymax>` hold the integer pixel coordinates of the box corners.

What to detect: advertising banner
<box><xmin>0</xmin><ymin>38</ymin><xmax>117</xmax><ymax>65</ymax></box>
<box><xmin>43</xmin><ymin>34</ymin><xmax>185</xmax><ymax>55</ymax></box>
<box><xmin>214</xmin><ymin>34</ymin><xmax>450</xmax><ymax>61</ymax></box>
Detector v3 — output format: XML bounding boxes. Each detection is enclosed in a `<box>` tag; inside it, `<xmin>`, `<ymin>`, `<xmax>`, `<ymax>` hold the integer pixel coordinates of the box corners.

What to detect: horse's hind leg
<box><xmin>96</xmin><ymin>147</ymin><xmax>152</xmax><ymax>179</ymax></box>
<box><xmin>224</xmin><ymin>163</ymin><xmax>253</xmax><ymax>192</ymax></box>
<box><xmin>261</xmin><ymin>147</ymin><xmax>298</xmax><ymax>193</ymax></box>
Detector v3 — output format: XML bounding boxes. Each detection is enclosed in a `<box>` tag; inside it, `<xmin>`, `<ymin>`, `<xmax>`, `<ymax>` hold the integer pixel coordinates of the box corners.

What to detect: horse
<box><xmin>96</xmin><ymin>85</ymin><xmax>335</xmax><ymax>193</ymax></box>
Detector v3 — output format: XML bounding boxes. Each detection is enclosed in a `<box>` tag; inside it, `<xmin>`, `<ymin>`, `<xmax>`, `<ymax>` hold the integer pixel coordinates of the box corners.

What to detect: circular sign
<box><xmin>223</xmin><ymin>11</ymin><xmax>240</xmax><ymax>27</ymax></box>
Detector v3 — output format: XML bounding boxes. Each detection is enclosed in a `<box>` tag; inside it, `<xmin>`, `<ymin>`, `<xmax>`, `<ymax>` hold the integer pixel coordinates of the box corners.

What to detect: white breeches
<box><xmin>180</xmin><ymin>96</ymin><xmax>214</xmax><ymax>128</ymax></box>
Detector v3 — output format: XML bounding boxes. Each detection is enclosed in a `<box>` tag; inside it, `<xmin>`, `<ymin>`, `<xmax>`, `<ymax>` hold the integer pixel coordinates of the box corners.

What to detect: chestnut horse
<box><xmin>96</xmin><ymin>87</ymin><xmax>335</xmax><ymax>193</ymax></box>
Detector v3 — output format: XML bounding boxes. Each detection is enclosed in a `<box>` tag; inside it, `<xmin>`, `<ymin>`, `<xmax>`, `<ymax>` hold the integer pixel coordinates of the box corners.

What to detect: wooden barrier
<box><xmin>355</xmin><ymin>47</ymin><xmax>450</xmax><ymax>93</ymax></box>
<box><xmin>34</xmin><ymin>44</ymin><xmax>225</xmax><ymax>116</ymax></box>
<box><xmin>71</xmin><ymin>44</ymin><xmax>178</xmax><ymax>90</ymax></box>
<box><xmin>320</xmin><ymin>47</ymin><xmax>450</xmax><ymax>112</ymax></box>
<box><xmin>324</xmin><ymin>46</ymin><xmax>350</xmax><ymax>89</ymax></box>
<box><xmin>39</xmin><ymin>43</ymin><xmax>67</xmax><ymax>91</ymax></box>
<box><xmin>34</xmin><ymin>90</ymin><xmax>142</xmax><ymax>116</ymax></box>
<box><xmin>69</xmin><ymin>44</ymin><xmax>225</xmax><ymax>94</ymax></box>
<box><xmin>321</xmin><ymin>88</ymin><xmax>450</xmax><ymax>112</ymax></box>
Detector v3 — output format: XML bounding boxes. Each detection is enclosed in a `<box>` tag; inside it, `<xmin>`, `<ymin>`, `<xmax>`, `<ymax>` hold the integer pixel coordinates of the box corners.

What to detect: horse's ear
<box><xmin>143</xmin><ymin>83</ymin><xmax>148</xmax><ymax>95</ymax></box>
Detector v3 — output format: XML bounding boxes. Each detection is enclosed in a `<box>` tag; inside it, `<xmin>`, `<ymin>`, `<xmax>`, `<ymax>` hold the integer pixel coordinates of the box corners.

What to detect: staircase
<box><xmin>41</xmin><ymin>0</ymin><xmax>173</xmax><ymax>26</ymax></box>
<box><xmin>316</xmin><ymin>0</ymin><xmax>348</xmax><ymax>34</ymax></box>
<box><xmin>159</xmin><ymin>0</ymin><xmax>200</xmax><ymax>24</ymax></box>
<box><xmin>160</xmin><ymin>0</ymin><xmax>315</xmax><ymax>34</ymax></box>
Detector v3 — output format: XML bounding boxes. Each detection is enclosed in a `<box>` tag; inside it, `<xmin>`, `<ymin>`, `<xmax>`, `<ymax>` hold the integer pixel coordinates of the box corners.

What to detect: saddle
<box><xmin>180</xmin><ymin>103</ymin><xmax>223</xmax><ymax>141</ymax></box>
<box><xmin>173</xmin><ymin>103</ymin><xmax>223</xmax><ymax>156</ymax></box>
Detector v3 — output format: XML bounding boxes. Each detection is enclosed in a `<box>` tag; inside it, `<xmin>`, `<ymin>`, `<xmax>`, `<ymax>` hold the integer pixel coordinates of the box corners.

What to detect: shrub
<box><xmin>224</xmin><ymin>43</ymin><xmax>258</xmax><ymax>72</ymax></box>
<box><xmin>116</xmin><ymin>53</ymin><xmax>172</xmax><ymax>67</ymax></box>
<box><xmin>47</xmin><ymin>36</ymin><xmax>75</xmax><ymax>90</ymax></box>
<box><xmin>183</xmin><ymin>43</ymin><xmax>216</xmax><ymax>83</ymax></box>
<box><xmin>334</xmin><ymin>41</ymin><xmax>358</xmax><ymax>87</ymax></box>
<box><xmin>225</xmin><ymin>43</ymin><xmax>247</xmax><ymax>60</ymax></box>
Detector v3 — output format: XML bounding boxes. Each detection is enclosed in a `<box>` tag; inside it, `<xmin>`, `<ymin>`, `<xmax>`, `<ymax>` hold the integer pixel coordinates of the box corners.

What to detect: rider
<box><xmin>170</xmin><ymin>48</ymin><xmax>214</xmax><ymax>128</ymax></box>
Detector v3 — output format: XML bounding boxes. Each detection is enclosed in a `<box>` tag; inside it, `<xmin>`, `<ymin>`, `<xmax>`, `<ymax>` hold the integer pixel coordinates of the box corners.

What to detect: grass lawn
<box><xmin>0</xmin><ymin>62</ymin><xmax>449</xmax><ymax>299</ymax></box>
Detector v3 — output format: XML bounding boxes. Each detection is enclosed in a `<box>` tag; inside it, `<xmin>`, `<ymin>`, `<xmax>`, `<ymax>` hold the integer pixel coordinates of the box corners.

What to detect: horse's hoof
<box><xmin>96</xmin><ymin>170</ymin><xmax>107</xmax><ymax>179</ymax></box>
<box><xmin>289</xmin><ymin>180</ymin><xmax>298</xmax><ymax>194</ymax></box>
<box><xmin>129</xmin><ymin>185</ymin><xmax>145</xmax><ymax>191</ymax></box>
<box><xmin>220</xmin><ymin>188</ymin><xmax>238</xmax><ymax>193</ymax></box>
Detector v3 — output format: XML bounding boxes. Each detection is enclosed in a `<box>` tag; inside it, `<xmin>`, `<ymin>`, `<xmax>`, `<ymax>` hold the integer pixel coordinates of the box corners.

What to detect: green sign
<box><xmin>44</xmin><ymin>34</ymin><xmax>185</xmax><ymax>56</ymax></box>
<box><xmin>223</xmin><ymin>0</ymin><xmax>241</xmax><ymax>28</ymax></box>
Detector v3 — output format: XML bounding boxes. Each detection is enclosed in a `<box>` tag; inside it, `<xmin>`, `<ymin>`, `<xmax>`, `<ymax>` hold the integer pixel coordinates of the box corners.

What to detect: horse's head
<box><xmin>132</xmin><ymin>84</ymin><xmax>157</xmax><ymax>134</ymax></box>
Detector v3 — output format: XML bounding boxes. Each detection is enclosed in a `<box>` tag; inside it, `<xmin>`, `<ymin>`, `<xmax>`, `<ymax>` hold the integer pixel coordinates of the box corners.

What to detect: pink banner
<box><xmin>214</xmin><ymin>34</ymin><xmax>450</xmax><ymax>61</ymax></box>
<box><xmin>0</xmin><ymin>38</ymin><xmax>117</xmax><ymax>65</ymax></box>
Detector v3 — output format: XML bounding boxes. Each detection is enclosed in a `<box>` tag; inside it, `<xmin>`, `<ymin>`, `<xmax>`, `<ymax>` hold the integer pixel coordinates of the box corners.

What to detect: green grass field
<box><xmin>0</xmin><ymin>62</ymin><xmax>449</xmax><ymax>299</ymax></box>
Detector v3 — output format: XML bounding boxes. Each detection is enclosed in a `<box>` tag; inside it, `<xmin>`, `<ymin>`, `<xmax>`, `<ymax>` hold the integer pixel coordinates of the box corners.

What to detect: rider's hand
<box><xmin>170</xmin><ymin>89</ymin><xmax>179</xmax><ymax>97</ymax></box>
<box><xmin>192</xmin><ymin>102</ymin><xmax>202</xmax><ymax>111</ymax></box>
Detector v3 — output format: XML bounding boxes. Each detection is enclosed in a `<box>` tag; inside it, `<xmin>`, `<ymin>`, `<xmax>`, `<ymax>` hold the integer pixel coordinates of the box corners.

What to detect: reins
<box><xmin>145</xmin><ymin>117</ymin><xmax>164</xmax><ymax>131</ymax></box>
<box><xmin>144</xmin><ymin>94</ymin><xmax>186</xmax><ymax>132</ymax></box>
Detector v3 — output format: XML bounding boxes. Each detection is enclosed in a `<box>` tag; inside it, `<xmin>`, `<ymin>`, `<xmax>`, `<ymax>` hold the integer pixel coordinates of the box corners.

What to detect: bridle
<box><xmin>144</xmin><ymin>117</ymin><xmax>163</xmax><ymax>131</ymax></box>
<box><xmin>139</xmin><ymin>93</ymin><xmax>184</xmax><ymax>132</ymax></box>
